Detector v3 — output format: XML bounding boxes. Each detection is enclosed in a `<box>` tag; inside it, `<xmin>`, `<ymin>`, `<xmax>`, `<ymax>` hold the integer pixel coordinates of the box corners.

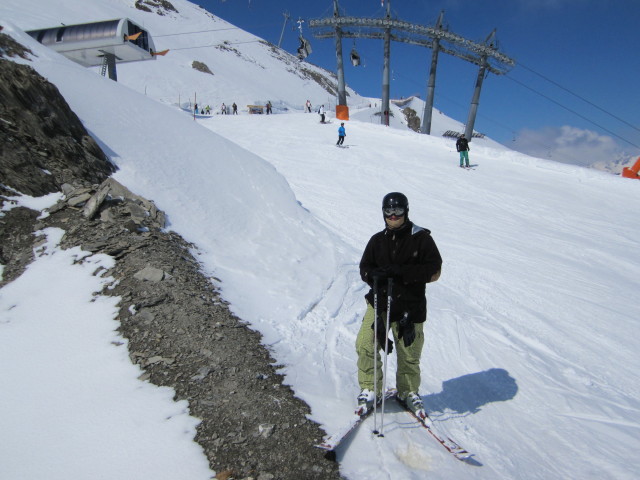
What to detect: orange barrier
<box><xmin>622</xmin><ymin>156</ymin><xmax>640</xmax><ymax>179</ymax></box>
<box><xmin>336</xmin><ymin>105</ymin><xmax>349</xmax><ymax>121</ymax></box>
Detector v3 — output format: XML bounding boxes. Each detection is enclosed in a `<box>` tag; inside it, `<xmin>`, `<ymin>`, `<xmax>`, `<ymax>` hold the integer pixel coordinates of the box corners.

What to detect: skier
<box><xmin>306</xmin><ymin>99</ymin><xmax>312</xmax><ymax>113</ymax></box>
<box><xmin>456</xmin><ymin>134</ymin><xmax>470</xmax><ymax>168</ymax></box>
<box><xmin>336</xmin><ymin>122</ymin><xmax>346</xmax><ymax>146</ymax></box>
<box><xmin>318</xmin><ymin>104</ymin><xmax>326</xmax><ymax>123</ymax></box>
<box><xmin>356</xmin><ymin>192</ymin><xmax>442</xmax><ymax>418</ymax></box>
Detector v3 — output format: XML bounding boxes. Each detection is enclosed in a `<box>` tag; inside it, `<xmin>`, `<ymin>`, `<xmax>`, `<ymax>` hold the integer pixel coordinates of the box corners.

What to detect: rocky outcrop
<box><xmin>0</xmin><ymin>55</ymin><xmax>115</xmax><ymax>197</ymax></box>
<box><xmin>192</xmin><ymin>60</ymin><xmax>214</xmax><ymax>75</ymax></box>
<box><xmin>402</xmin><ymin>107</ymin><xmax>421</xmax><ymax>133</ymax></box>
<box><xmin>135</xmin><ymin>0</ymin><xmax>179</xmax><ymax>15</ymax></box>
<box><xmin>0</xmin><ymin>32</ymin><xmax>341</xmax><ymax>479</ymax></box>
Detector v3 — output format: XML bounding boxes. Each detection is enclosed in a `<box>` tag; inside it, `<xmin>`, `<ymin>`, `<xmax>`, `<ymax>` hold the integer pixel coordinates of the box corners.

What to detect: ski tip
<box><xmin>324</xmin><ymin>450</ymin><xmax>337</xmax><ymax>462</ymax></box>
<box><xmin>459</xmin><ymin>454</ymin><xmax>482</xmax><ymax>466</ymax></box>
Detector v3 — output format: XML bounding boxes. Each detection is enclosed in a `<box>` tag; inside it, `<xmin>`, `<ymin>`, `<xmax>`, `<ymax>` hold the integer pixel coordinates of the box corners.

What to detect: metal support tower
<box><xmin>100</xmin><ymin>52</ymin><xmax>117</xmax><ymax>81</ymax></box>
<box><xmin>464</xmin><ymin>30</ymin><xmax>495</xmax><ymax>141</ymax></box>
<box><xmin>381</xmin><ymin>1</ymin><xmax>391</xmax><ymax>125</ymax></box>
<box><xmin>309</xmin><ymin>1</ymin><xmax>515</xmax><ymax>136</ymax></box>
<box><xmin>381</xmin><ymin>27</ymin><xmax>391</xmax><ymax>125</ymax></box>
<box><xmin>333</xmin><ymin>0</ymin><xmax>347</xmax><ymax>106</ymax></box>
<box><xmin>421</xmin><ymin>11</ymin><xmax>444</xmax><ymax>134</ymax></box>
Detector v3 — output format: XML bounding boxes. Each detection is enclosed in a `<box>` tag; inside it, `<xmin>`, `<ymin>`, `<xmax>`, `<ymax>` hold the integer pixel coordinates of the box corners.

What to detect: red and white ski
<box><xmin>396</xmin><ymin>396</ymin><xmax>477</xmax><ymax>463</ymax></box>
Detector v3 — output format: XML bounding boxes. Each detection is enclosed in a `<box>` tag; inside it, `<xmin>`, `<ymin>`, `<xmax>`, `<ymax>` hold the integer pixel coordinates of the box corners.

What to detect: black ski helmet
<box><xmin>382</xmin><ymin>192</ymin><xmax>409</xmax><ymax>216</ymax></box>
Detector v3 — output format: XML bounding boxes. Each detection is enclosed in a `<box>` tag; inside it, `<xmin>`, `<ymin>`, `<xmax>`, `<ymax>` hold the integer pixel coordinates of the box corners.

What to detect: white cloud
<box><xmin>511</xmin><ymin>125</ymin><xmax>635</xmax><ymax>172</ymax></box>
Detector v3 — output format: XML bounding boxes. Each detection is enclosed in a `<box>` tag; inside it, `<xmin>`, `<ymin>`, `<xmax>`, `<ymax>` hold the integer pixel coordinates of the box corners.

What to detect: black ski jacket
<box><xmin>359</xmin><ymin>221</ymin><xmax>442</xmax><ymax>323</ymax></box>
<box><xmin>456</xmin><ymin>137</ymin><xmax>470</xmax><ymax>152</ymax></box>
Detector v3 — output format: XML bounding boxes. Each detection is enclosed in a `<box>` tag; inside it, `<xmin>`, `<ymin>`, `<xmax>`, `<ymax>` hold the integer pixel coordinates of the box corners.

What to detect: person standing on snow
<box><xmin>318</xmin><ymin>104</ymin><xmax>326</xmax><ymax>123</ymax></box>
<box><xmin>456</xmin><ymin>134</ymin><xmax>470</xmax><ymax>168</ymax></box>
<box><xmin>356</xmin><ymin>192</ymin><xmax>442</xmax><ymax>419</ymax></box>
<box><xmin>336</xmin><ymin>122</ymin><xmax>346</xmax><ymax>146</ymax></box>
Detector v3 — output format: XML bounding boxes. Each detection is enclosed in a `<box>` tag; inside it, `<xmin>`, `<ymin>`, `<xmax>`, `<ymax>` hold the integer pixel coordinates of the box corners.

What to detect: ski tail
<box><xmin>316</xmin><ymin>388</ymin><xmax>396</xmax><ymax>453</ymax></box>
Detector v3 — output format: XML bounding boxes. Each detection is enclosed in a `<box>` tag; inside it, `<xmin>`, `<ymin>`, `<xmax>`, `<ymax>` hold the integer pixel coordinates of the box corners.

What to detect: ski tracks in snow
<box><xmin>283</xmin><ymin>261</ymin><xmax>370</xmax><ymax>430</ymax></box>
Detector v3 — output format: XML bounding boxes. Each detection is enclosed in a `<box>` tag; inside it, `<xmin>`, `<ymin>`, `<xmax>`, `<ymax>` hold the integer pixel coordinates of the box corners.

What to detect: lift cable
<box><xmin>516</xmin><ymin>62</ymin><xmax>640</xmax><ymax>134</ymax></box>
<box><xmin>504</xmin><ymin>75</ymin><xmax>640</xmax><ymax>150</ymax></box>
<box><xmin>167</xmin><ymin>39</ymin><xmax>262</xmax><ymax>51</ymax></box>
<box><xmin>152</xmin><ymin>21</ymin><xmax>287</xmax><ymax>38</ymax></box>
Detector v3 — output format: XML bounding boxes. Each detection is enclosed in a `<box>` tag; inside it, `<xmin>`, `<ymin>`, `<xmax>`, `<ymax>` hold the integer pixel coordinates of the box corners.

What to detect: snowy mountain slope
<box><xmin>203</xmin><ymin>110</ymin><xmax>640</xmax><ymax>480</ymax></box>
<box><xmin>2</xmin><ymin>1</ymin><xmax>640</xmax><ymax>479</ymax></box>
<box><xmin>0</xmin><ymin>0</ymin><xmax>362</xmax><ymax>113</ymax></box>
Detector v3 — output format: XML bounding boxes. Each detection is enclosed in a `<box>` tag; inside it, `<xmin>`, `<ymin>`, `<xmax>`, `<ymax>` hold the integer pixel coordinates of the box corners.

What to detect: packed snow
<box><xmin>1</xmin><ymin>1</ymin><xmax>640</xmax><ymax>479</ymax></box>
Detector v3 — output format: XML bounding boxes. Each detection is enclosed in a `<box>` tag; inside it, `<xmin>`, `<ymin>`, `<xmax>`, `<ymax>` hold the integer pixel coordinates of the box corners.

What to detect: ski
<box><xmin>396</xmin><ymin>396</ymin><xmax>476</xmax><ymax>463</ymax></box>
<box><xmin>316</xmin><ymin>389</ymin><xmax>395</xmax><ymax>455</ymax></box>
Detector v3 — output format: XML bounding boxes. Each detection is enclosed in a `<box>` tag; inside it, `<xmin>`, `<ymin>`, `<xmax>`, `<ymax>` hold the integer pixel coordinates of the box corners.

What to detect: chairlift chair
<box><xmin>350</xmin><ymin>47</ymin><xmax>361</xmax><ymax>66</ymax></box>
<box><xmin>297</xmin><ymin>36</ymin><xmax>312</xmax><ymax>60</ymax></box>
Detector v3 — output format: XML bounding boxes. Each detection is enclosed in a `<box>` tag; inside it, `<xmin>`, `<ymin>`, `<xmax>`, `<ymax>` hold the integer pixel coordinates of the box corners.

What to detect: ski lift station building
<box><xmin>26</xmin><ymin>18</ymin><xmax>158</xmax><ymax>79</ymax></box>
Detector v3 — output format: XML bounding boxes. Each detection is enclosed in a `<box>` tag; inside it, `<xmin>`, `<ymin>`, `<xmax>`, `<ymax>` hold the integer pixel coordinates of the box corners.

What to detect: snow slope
<box><xmin>2</xmin><ymin>1</ymin><xmax>640</xmax><ymax>479</ymax></box>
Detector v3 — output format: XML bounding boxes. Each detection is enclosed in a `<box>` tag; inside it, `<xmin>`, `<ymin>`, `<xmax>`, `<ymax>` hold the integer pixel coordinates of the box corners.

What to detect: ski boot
<box><xmin>399</xmin><ymin>392</ymin><xmax>427</xmax><ymax>420</ymax></box>
<box><xmin>355</xmin><ymin>389</ymin><xmax>380</xmax><ymax>416</ymax></box>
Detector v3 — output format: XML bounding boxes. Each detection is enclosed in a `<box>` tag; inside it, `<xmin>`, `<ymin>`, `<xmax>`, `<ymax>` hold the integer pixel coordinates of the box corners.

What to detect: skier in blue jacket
<box><xmin>336</xmin><ymin>123</ymin><xmax>346</xmax><ymax>146</ymax></box>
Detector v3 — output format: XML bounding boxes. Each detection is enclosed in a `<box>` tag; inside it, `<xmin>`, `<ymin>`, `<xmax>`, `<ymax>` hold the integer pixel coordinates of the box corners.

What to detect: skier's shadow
<box><xmin>424</xmin><ymin>368</ymin><xmax>518</xmax><ymax>417</ymax></box>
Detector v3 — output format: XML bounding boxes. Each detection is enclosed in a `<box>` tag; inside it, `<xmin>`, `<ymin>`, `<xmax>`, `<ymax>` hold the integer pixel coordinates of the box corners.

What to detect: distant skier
<box><xmin>318</xmin><ymin>104</ymin><xmax>326</xmax><ymax>123</ymax></box>
<box><xmin>336</xmin><ymin>122</ymin><xmax>346</xmax><ymax>146</ymax></box>
<box><xmin>356</xmin><ymin>192</ymin><xmax>442</xmax><ymax>419</ymax></box>
<box><xmin>306</xmin><ymin>99</ymin><xmax>312</xmax><ymax>113</ymax></box>
<box><xmin>232</xmin><ymin>102</ymin><xmax>238</xmax><ymax>115</ymax></box>
<box><xmin>456</xmin><ymin>134</ymin><xmax>470</xmax><ymax>168</ymax></box>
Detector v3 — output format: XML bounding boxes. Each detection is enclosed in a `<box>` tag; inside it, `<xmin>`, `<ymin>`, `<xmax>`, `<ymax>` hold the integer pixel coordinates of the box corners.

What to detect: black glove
<box><xmin>370</xmin><ymin>266</ymin><xmax>390</xmax><ymax>281</ymax></box>
<box><xmin>370</xmin><ymin>265</ymin><xmax>401</xmax><ymax>281</ymax></box>
<box><xmin>397</xmin><ymin>312</ymin><xmax>416</xmax><ymax>347</ymax></box>
<box><xmin>372</xmin><ymin>313</ymin><xmax>394</xmax><ymax>354</ymax></box>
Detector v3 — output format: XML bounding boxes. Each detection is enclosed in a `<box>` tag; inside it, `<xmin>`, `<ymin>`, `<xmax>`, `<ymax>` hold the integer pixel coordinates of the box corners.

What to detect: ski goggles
<box><xmin>383</xmin><ymin>207</ymin><xmax>406</xmax><ymax>217</ymax></box>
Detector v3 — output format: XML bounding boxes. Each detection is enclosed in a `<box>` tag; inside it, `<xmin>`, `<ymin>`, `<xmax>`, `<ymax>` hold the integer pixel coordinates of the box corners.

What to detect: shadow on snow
<box><xmin>424</xmin><ymin>368</ymin><xmax>518</xmax><ymax>418</ymax></box>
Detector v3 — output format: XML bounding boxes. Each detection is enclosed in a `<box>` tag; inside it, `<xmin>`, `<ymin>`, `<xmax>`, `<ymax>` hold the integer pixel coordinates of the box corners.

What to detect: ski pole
<box><xmin>372</xmin><ymin>275</ymin><xmax>379</xmax><ymax>435</ymax></box>
<box><xmin>378</xmin><ymin>277</ymin><xmax>393</xmax><ymax>437</ymax></box>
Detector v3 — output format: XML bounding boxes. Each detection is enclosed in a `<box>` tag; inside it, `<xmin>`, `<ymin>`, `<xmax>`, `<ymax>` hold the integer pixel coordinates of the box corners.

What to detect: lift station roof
<box><xmin>27</xmin><ymin>18</ymin><xmax>157</xmax><ymax>67</ymax></box>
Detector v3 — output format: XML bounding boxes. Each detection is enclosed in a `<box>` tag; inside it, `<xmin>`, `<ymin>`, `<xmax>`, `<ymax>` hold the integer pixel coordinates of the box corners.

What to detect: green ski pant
<box><xmin>356</xmin><ymin>303</ymin><xmax>425</xmax><ymax>398</ymax></box>
<box><xmin>459</xmin><ymin>150</ymin><xmax>469</xmax><ymax>166</ymax></box>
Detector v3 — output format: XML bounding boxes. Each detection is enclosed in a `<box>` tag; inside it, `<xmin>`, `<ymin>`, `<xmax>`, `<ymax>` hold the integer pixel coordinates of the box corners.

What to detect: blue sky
<box><xmin>200</xmin><ymin>0</ymin><xmax>639</xmax><ymax>166</ymax></box>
